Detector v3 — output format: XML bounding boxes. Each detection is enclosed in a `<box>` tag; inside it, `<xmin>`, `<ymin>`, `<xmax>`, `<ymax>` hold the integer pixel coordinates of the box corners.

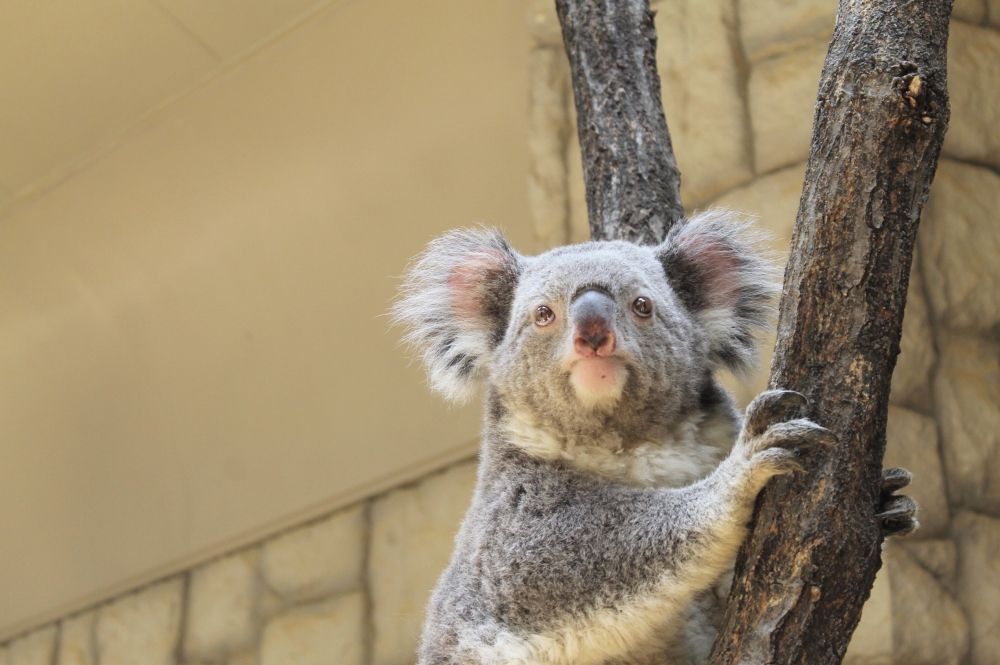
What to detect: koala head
<box><xmin>393</xmin><ymin>210</ymin><xmax>776</xmax><ymax>438</ymax></box>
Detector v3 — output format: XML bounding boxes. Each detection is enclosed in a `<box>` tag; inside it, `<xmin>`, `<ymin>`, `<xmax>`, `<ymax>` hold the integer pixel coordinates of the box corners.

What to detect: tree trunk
<box><xmin>710</xmin><ymin>2</ymin><xmax>952</xmax><ymax>662</ymax></box>
<box><xmin>555</xmin><ymin>0</ymin><xmax>954</xmax><ymax>663</ymax></box>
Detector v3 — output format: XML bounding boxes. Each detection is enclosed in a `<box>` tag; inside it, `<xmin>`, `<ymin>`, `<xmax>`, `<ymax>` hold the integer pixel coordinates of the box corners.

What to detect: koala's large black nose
<box><xmin>570</xmin><ymin>290</ymin><xmax>617</xmax><ymax>357</ymax></box>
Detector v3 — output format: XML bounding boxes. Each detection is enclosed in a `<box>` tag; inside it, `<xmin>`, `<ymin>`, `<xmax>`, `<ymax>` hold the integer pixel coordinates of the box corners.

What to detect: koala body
<box><xmin>393</xmin><ymin>211</ymin><xmax>834</xmax><ymax>665</ymax></box>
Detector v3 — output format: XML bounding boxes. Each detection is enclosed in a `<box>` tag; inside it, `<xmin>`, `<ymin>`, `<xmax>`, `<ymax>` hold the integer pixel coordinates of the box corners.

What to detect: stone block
<box><xmin>7</xmin><ymin>626</ymin><xmax>57</xmax><ymax>665</ymax></box>
<box><xmin>739</xmin><ymin>0</ymin><xmax>837</xmax><ymax>63</ymax></box>
<box><xmin>933</xmin><ymin>331</ymin><xmax>1000</xmax><ymax>516</ymax></box>
<box><xmin>59</xmin><ymin>611</ymin><xmax>97</xmax><ymax>665</ymax></box>
<box><xmin>370</xmin><ymin>461</ymin><xmax>478</xmax><ymax>665</ymax></box>
<box><xmin>257</xmin><ymin>588</ymin><xmax>285</xmax><ymax>622</ymax></box>
<box><xmin>943</xmin><ymin>22</ymin><xmax>1000</xmax><ymax>171</ymax></box>
<box><xmin>919</xmin><ymin>159</ymin><xmax>1000</xmax><ymax>334</ymax></box>
<box><xmin>227</xmin><ymin>650</ymin><xmax>259</xmax><ymax>665</ymax></box>
<box><xmin>749</xmin><ymin>39</ymin><xmax>826</xmax><ymax>174</ymax></box>
<box><xmin>847</xmin><ymin>542</ymin><xmax>970</xmax><ymax>665</ymax></box>
<box><xmin>0</xmin><ymin>645</ymin><xmax>7</xmax><ymax>665</ymax></box>
<box><xmin>902</xmin><ymin>539</ymin><xmax>958</xmax><ymax>594</ymax></box>
<box><xmin>653</xmin><ymin>0</ymin><xmax>752</xmax><ymax>206</ymax></box>
<box><xmin>527</xmin><ymin>0</ymin><xmax>563</xmax><ymax>47</ymax></box>
<box><xmin>96</xmin><ymin>577</ymin><xmax>184</xmax><ymax>665</ymax></box>
<box><xmin>953</xmin><ymin>511</ymin><xmax>1000</xmax><ymax>665</ymax></box>
<box><xmin>991</xmin><ymin>0</ymin><xmax>1000</xmax><ymax>27</ymax></box>
<box><xmin>955</xmin><ymin>0</ymin><xmax>988</xmax><ymax>23</ymax></box>
<box><xmin>709</xmin><ymin>162</ymin><xmax>806</xmax><ymax>407</ymax></box>
<box><xmin>528</xmin><ymin>46</ymin><xmax>571</xmax><ymax>250</ymax></box>
<box><xmin>887</xmin><ymin>543</ymin><xmax>970</xmax><ymax>665</ymax></box>
<box><xmin>890</xmin><ymin>254</ymin><xmax>935</xmax><ymax>412</ymax></box>
<box><xmin>184</xmin><ymin>550</ymin><xmax>260</xmax><ymax>661</ymax></box>
<box><xmin>259</xmin><ymin>592</ymin><xmax>364</xmax><ymax>665</ymax></box>
<box><xmin>261</xmin><ymin>503</ymin><xmax>365</xmax><ymax>603</ymax></box>
<box><xmin>843</xmin><ymin>560</ymin><xmax>892</xmax><ymax>665</ymax></box>
<box><xmin>707</xmin><ymin>162</ymin><xmax>806</xmax><ymax>246</ymax></box>
<box><xmin>884</xmin><ymin>406</ymin><xmax>950</xmax><ymax>538</ymax></box>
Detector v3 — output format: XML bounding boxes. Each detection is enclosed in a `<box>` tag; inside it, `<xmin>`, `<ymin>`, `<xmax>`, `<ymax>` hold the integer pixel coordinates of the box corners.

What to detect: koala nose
<box><xmin>570</xmin><ymin>290</ymin><xmax>617</xmax><ymax>357</ymax></box>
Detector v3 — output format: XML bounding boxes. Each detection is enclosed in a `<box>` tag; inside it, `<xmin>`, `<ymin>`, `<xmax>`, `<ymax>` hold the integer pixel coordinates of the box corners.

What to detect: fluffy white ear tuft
<box><xmin>391</xmin><ymin>228</ymin><xmax>521</xmax><ymax>402</ymax></box>
<box><xmin>656</xmin><ymin>209</ymin><xmax>780</xmax><ymax>374</ymax></box>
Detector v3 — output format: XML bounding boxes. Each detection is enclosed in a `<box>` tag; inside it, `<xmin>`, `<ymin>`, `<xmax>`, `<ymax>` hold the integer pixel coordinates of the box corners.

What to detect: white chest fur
<box><xmin>503</xmin><ymin>411</ymin><xmax>731</xmax><ymax>488</ymax></box>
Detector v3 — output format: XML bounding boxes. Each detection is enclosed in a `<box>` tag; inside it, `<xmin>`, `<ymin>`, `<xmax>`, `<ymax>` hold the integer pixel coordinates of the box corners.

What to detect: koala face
<box><xmin>490</xmin><ymin>241</ymin><xmax>706</xmax><ymax>436</ymax></box>
<box><xmin>393</xmin><ymin>210</ymin><xmax>775</xmax><ymax>438</ymax></box>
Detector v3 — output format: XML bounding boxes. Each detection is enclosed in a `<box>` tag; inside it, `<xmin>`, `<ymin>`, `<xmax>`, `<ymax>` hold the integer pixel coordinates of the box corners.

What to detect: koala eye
<box><xmin>534</xmin><ymin>305</ymin><xmax>555</xmax><ymax>327</ymax></box>
<box><xmin>632</xmin><ymin>296</ymin><xmax>653</xmax><ymax>318</ymax></box>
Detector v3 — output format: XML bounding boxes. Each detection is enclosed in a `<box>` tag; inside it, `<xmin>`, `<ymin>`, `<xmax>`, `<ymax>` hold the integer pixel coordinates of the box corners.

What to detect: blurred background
<box><xmin>1</xmin><ymin>1</ymin><xmax>998</xmax><ymax>665</ymax></box>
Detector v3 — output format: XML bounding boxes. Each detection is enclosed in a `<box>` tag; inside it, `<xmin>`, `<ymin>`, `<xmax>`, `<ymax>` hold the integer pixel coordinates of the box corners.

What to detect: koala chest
<box><xmin>503</xmin><ymin>411</ymin><xmax>729</xmax><ymax>488</ymax></box>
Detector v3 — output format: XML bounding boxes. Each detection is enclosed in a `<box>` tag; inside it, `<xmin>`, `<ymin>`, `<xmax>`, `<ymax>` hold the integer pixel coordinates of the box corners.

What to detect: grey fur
<box><xmin>392</xmin><ymin>210</ymin><xmax>825</xmax><ymax>665</ymax></box>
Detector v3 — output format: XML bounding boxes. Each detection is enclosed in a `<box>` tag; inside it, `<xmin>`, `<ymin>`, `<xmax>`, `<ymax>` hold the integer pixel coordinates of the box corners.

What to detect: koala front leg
<box><xmin>669</xmin><ymin>390</ymin><xmax>836</xmax><ymax>589</ymax></box>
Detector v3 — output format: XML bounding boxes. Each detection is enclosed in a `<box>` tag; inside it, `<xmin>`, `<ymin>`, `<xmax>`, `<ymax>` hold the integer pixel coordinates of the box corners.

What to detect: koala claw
<box><xmin>878</xmin><ymin>468</ymin><xmax>919</xmax><ymax>537</ymax></box>
<box><xmin>880</xmin><ymin>467</ymin><xmax>913</xmax><ymax>494</ymax></box>
<box><xmin>744</xmin><ymin>389</ymin><xmax>808</xmax><ymax>437</ymax></box>
<box><xmin>746</xmin><ymin>418</ymin><xmax>838</xmax><ymax>458</ymax></box>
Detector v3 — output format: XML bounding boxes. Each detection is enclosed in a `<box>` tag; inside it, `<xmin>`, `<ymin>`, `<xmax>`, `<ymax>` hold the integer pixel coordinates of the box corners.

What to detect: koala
<box><xmin>392</xmin><ymin>209</ymin><xmax>918</xmax><ymax>665</ymax></box>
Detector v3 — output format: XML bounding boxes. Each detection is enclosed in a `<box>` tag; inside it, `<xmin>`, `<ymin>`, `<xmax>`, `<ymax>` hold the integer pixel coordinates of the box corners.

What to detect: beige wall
<box><xmin>0</xmin><ymin>0</ymin><xmax>532</xmax><ymax>639</ymax></box>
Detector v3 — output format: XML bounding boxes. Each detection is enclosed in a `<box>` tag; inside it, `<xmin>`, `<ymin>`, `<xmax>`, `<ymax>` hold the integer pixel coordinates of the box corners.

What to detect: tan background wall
<box><xmin>0</xmin><ymin>0</ymin><xmax>532</xmax><ymax>640</ymax></box>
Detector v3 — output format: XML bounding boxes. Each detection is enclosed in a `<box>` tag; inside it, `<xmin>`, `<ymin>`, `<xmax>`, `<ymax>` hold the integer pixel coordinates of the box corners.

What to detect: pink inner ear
<box><xmin>447</xmin><ymin>250</ymin><xmax>508</xmax><ymax>323</ymax></box>
<box><xmin>678</xmin><ymin>233</ymin><xmax>741</xmax><ymax>307</ymax></box>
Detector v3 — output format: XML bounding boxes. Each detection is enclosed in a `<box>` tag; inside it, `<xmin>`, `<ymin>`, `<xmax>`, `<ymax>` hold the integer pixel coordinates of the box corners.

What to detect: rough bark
<box><xmin>709</xmin><ymin>2</ymin><xmax>952</xmax><ymax>663</ymax></box>
<box><xmin>555</xmin><ymin>0</ymin><xmax>953</xmax><ymax>663</ymax></box>
<box><xmin>554</xmin><ymin>0</ymin><xmax>684</xmax><ymax>244</ymax></box>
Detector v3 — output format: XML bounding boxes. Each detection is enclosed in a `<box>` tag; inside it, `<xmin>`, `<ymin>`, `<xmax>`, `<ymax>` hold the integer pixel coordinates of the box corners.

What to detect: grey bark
<box><xmin>554</xmin><ymin>0</ymin><xmax>685</xmax><ymax>244</ymax></box>
<box><xmin>554</xmin><ymin>0</ymin><xmax>954</xmax><ymax>663</ymax></box>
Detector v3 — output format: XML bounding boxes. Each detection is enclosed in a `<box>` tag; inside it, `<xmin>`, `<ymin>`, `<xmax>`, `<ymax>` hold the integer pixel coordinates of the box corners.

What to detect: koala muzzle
<box><xmin>571</xmin><ymin>290</ymin><xmax>617</xmax><ymax>357</ymax></box>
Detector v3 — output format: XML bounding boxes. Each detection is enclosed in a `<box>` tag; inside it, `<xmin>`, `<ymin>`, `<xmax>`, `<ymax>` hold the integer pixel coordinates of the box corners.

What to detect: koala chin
<box><xmin>567</xmin><ymin>356</ymin><xmax>627</xmax><ymax>408</ymax></box>
<box><xmin>392</xmin><ymin>210</ymin><xmax>909</xmax><ymax>665</ymax></box>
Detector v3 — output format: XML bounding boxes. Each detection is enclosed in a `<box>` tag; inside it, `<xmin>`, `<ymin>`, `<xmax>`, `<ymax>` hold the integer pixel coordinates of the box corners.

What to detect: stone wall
<box><xmin>2</xmin><ymin>2</ymin><xmax>998</xmax><ymax>665</ymax></box>
<box><xmin>0</xmin><ymin>462</ymin><xmax>479</xmax><ymax>665</ymax></box>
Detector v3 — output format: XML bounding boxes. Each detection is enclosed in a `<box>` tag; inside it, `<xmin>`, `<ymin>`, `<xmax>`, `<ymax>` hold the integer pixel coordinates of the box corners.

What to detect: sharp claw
<box><xmin>882</xmin><ymin>517</ymin><xmax>919</xmax><ymax>538</ymax></box>
<box><xmin>881</xmin><ymin>467</ymin><xmax>913</xmax><ymax>494</ymax></box>
<box><xmin>745</xmin><ymin>390</ymin><xmax>808</xmax><ymax>437</ymax></box>
<box><xmin>812</xmin><ymin>427</ymin><xmax>839</xmax><ymax>448</ymax></box>
<box><xmin>876</xmin><ymin>506</ymin><xmax>913</xmax><ymax>520</ymax></box>
<box><xmin>774</xmin><ymin>390</ymin><xmax>808</xmax><ymax>407</ymax></box>
<box><xmin>765</xmin><ymin>419</ymin><xmax>838</xmax><ymax>451</ymax></box>
<box><xmin>876</xmin><ymin>496</ymin><xmax>917</xmax><ymax>520</ymax></box>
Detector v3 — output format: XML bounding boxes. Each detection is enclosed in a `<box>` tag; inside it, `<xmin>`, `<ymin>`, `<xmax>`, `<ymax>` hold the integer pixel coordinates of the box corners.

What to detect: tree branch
<box><xmin>555</xmin><ymin>0</ymin><xmax>953</xmax><ymax>662</ymax></box>
<box><xmin>710</xmin><ymin>2</ymin><xmax>952</xmax><ymax>662</ymax></box>
<box><xmin>554</xmin><ymin>0</ymin><xmax>684</xmax><ymax>244</ymax></box>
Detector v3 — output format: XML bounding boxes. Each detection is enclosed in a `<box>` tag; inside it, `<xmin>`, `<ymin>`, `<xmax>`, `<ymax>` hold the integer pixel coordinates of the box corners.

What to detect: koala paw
<box><xmin>878</xmin><ymin>467</ymin><xmax>919</xmax><ymax>537</ymax></box>
<box><xmin>737</xmin><ymin>390</ymin><xmax>837</xmax><ymax>486</ymax></box>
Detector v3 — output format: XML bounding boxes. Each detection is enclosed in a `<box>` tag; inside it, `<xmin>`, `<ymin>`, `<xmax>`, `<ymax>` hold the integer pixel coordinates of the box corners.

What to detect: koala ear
<box><xmin>655</xmin><ymin>209</ymin><xmax>779</xmax><ymax>374</ymax></box>
<box><xmin>392</xmin><ymin>228</ymin><xmax>522</xmax><ymax>402</ymax></box>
